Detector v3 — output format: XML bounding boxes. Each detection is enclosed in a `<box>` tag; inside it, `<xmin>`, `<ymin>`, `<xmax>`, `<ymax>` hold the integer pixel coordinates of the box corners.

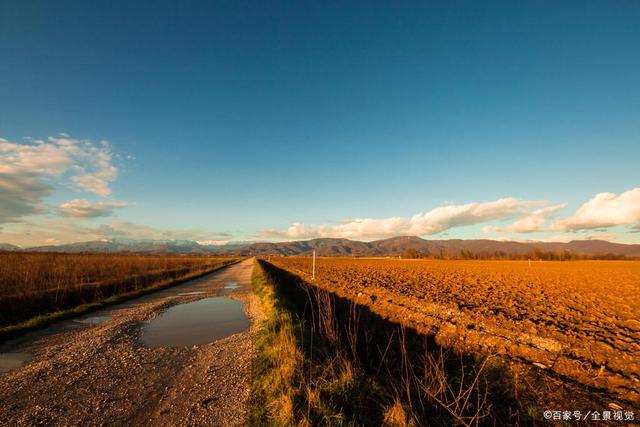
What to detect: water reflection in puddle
<box><xmin>74</xmin><ymin>316</ymin><xmax>112</xmax><ymax>324</ymax></box>
<box><xmin>0</xmin><ymin>353</ymin><xmax>32</xmax><ymax>373</ymax></box>
<box><xmin>224</xmin><ymin>281</ymin><xmax>239</xmax><ymax>290</ymax></box>
<box><xmin>142</xmin><ymin>297</ymin><xmax>249</xmax><ymax>348</ymax></box>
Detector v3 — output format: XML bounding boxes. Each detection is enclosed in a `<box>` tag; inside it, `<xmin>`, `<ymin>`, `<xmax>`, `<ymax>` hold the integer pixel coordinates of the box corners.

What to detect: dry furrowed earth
<box><xmin>268</xmin><ymin>257</ymin><xmax>640</xmax><ymax>407</ymax></box>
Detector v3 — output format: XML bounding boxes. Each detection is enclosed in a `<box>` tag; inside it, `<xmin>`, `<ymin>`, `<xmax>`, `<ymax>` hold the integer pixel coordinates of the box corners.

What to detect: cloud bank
<box><xmin>491</xmin><ymin>204</ymin><xmax>567</xmax><ymax>233</ymax></box>
<box><xmin>0</xmin><ymin>218</ymin><xmax>231</xmax><ymax>247</ymax></box>
<box><xmin>260</xmin><ymin>197</ymin><xmax>546</xmax><ymax>240</ymax></box>
<box><xmin>551</xmin><ymin>188</ymin><xmax>640</xmax><ymax>231</ymax></box>
<box><xmin>0</xmin><ymin>135</ymin><xmax>124</xmax><ymax>223</ymax></box>
<box><xmin>57</xmin><ymin>199</ymin><xmax>128</xmax><ymax>218</ymax></box>
<box><xmin>261</xmin><ymin>188</ymin><xmax>640</xmax><ymax>241</ymax></box>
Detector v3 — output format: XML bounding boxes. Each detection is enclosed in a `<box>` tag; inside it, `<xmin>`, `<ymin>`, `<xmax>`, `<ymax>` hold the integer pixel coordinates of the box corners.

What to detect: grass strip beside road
<box><xmin>248</xmin><ymin>260</ymin><xmax>397</xmax><ymax>426</ymax></box>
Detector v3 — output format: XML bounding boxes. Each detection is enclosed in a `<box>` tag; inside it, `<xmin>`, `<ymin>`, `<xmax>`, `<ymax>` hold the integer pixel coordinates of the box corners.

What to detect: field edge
<box><xmin>0</xmin><ymin>259</ymin><xmax>241</xmax><ymax>341</ymax></box>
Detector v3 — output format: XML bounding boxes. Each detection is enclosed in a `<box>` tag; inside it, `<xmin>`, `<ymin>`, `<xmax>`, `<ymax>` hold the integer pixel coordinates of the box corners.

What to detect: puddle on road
<box><xmin>0</xmin><ymin>353</ymin><xmax>32</xmax><ymax>373</ymax></box>
<box><xmin>224</xmin><ymin>281</ymin><xmax>239</xmax><ymax>290</ymax></box>
<box><xmin>74</xmin><ymin>316</ymin><xmax>112</xmax><ymax>324</ymax></box>
<box><xmin>141</xmin><ymin>297</ymin><xmax>250</xmax><ymax>348</ymax></box>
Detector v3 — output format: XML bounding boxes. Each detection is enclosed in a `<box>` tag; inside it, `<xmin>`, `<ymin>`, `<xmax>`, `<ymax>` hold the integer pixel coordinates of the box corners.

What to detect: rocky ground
<box><xmin>0</xmin><ymin>259</ymin><xmax>262</xmax><ymax>426</ymax></box>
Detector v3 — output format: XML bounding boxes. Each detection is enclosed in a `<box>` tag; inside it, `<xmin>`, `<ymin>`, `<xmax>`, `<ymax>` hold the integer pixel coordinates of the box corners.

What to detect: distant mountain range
<box><xmin>0</xmin><ymin>243</ymin><xmax>22</xmax><ymax>251</ymax></box>
<box><xmin>230</xmin><ymin>236</ymin><xmax>640</xmax><ymax>258</ymax></box>
<box><xmin>2</xmin><ymin>236</ymin><xmax>640</xmax><ymax>258</ymax></box>
<box><xmin>0</xmin><ymin>239</ymin><xmax>250</xmax><ymax>254</ymax></box>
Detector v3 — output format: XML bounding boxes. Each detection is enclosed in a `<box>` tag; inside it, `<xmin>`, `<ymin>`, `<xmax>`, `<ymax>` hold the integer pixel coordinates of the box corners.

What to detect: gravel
<box><xmin>0</xmin><ymin>259</ymin><xmax>263</xmax><ymax>426</ymax></box>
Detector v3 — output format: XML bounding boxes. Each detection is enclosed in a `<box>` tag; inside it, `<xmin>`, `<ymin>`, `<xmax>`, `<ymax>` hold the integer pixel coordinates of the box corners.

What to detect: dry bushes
<box><xmin>0</xmin><ymin>252</ymin><xmax>231</xmax><ymax>296</ymax></box>
<box><xmin>0</xmin><ymin>253</ymin><xmax>237</xmax><ymax>327</ymax></box>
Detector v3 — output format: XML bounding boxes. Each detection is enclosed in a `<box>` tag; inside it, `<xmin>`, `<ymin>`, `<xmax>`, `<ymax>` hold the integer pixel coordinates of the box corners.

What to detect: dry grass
<box><xmin>249</xmin><ymin>262</ymin><xmax>300</xmax><ymax>425</ymax></box>
<box><xmin>250</xmin><ymin>260</ymin><xmax>499</xmax><ymax>426</ymax></box>
<box><xmin>0</xmin><ymin>253</ymin><xmax>238</xmax><ymax>327</ymax></box>
<box><xmin>249</xmin><ymin>261</ymin><xmax>384</xmax><ymax>426</ymax></box>
<box><xmin>383</xmin><ymin>398</ymin><xmax>412</xmax><ymax>427</ymax></box>
<box><xmin>0</xmin><ymin>252</ymin><xmax>231</xmax><ymax>296</ymax></box>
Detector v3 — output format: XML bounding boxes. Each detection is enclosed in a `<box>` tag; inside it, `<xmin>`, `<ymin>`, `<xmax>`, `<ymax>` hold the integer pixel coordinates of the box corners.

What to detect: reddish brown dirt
<box><xmin>269</xmin><ymin>257</ymin><xmax>640</xmax><ymax>407</ymax></box>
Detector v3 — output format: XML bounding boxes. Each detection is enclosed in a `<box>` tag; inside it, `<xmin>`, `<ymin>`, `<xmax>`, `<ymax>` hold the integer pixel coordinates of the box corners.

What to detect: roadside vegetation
<box><xmin>0</xmin><ymin>253</ymin><xmax>238</xmax><ymax>336</ymax></box>
<box><xmin>0</xmin><ymin>253</ymin><xmax>231</xmax><ymax>296</ymax></box>
<box><xmin>250</xmin><ymin>258</ymin><xmax>637</xmax><ymax>426</ymax></box>
<box><xmin>249</xmin><ymin>260</ymin><xmax>388</xmax><ymax>426</ymax></box>
<box><xmin>399</xmin><ymin>247</ymin><xmax>632</xmax><ymax>260</ymax></box>
<box><xmin>249</xmin><ymin>260</ymin><xmax>507</xmax><ymax>426</ymax></box>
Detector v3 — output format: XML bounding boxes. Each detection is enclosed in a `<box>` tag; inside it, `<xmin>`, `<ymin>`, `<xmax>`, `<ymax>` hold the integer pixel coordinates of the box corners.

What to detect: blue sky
<box><xmin>1</xmin><ymin>0</ymin><xmax>639</xmax><ymax>246</ymax></box>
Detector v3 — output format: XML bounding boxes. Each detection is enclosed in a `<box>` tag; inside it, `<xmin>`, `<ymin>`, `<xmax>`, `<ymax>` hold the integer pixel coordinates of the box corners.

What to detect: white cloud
<box><xmin>71</xmin><ymin>174</ymin><xmax>113</xmax><ymax>197</ymax></box>
<box><xmin>0</xmin><ymin>135</ymin><xmax>121</xmax><ymax>222</ymax></box>
<box><xmin>0</xmin><ymin>218</ymin><xmax>231</xmax><ymax>247</ymax></box>
<box><xmin>0</xmin><ymin>219</ymin><xmax>102</xmax><ymax>247</ymax></box>
<box><xmin>260</xmin><ymin>197</ymin><xmax>547</xmax><ymax>240</ymax></box>
<box><xmin>552</xmin><ymin>188</ymin><xmax>640</xmax><ymax>231</ymax></box>
<box><xmin>407</xmin><ymin>198</ymin><xmax>544</xmax><ymax>235</ymax></box>
<box><xmin>496</xmin><ymin>204</ymin><xmax>567</xmax><ymax>233</ymax></box>
<box><xmin>330</xmin><ymin>217</ymin><xmax>408</xmax><ymax>239</ymax></box>
<box><xmin>196</xmin><ymin>240</ymin><xmax>231</xmax><ymax>246</ymax></box>
<box><xmin>57</xmin><ymin>199</ymin><xmax>127</xmax><ymax>218</ymax></box>
<box><xmin>94</xmin><ymin>220</ymin><xmax>232</xmax><ymax>242</ymax></box>
<box><xmin>481</xmin><ymin>225</ymin><xmax>493</xmax><ymax>235</ymax></box>
<box><xmin>54</xmin><ymin>136</ymin><xmax>119</xmax><ymax>196</ymax></box>
<box><xmin>0</xmin><ymin>139</ymin><xmax>72</xmax><ymax>175</ymax></box>
<box><xmin>0</xmin><ymin>172</ymin><xmax>53</xmax><ymax>222</ymax></box>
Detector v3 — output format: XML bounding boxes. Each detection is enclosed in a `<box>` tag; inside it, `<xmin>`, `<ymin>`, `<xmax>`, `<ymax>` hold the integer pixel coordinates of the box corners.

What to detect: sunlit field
<box><xmin>265</xmin><ymin>257</ymin><xmax>640</xmax><ymax>413</ymax></box>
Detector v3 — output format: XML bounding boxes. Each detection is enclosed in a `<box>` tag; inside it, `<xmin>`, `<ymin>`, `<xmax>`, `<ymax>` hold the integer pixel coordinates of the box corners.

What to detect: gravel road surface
<box><xmin>0</xmin><ymin>258</ymin><xmax>262</xmax><ymax>426</ymax></box>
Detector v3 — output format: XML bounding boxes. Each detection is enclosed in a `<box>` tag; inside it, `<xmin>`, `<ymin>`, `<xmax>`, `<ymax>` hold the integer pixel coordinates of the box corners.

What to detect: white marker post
<box><xmin>312</xmin><ymin>250</ymin><xmax>316</xmax><ymax>280</ymax></box>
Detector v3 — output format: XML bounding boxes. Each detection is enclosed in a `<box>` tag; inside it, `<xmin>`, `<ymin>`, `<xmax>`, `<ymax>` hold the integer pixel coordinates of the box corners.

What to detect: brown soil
<box><xmin>269</xmin><ymin>257</ymin><xmax>640</xmax><ymax>409</ymax></box>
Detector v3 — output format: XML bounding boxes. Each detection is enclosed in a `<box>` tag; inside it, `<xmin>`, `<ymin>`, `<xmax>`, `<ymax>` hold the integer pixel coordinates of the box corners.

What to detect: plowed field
<box><xmin>268</xmin><ymin>257</ymin><xmax>640</xmax><ymax>406</ymax></box>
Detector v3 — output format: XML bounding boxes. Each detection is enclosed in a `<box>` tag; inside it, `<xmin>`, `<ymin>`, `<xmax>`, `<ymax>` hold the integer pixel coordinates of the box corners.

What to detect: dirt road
<box><xmin>0</xmin><ymin>259</ymin><xmax>261</xmax><ymax>426</ymax></box>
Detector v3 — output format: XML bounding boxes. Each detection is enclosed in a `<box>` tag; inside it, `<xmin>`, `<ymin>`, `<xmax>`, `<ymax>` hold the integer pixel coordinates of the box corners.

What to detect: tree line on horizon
<box><xmin>399</xmin><ymin>248</ymin><xmax>631</xmax><ymax>261</ymax></box>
